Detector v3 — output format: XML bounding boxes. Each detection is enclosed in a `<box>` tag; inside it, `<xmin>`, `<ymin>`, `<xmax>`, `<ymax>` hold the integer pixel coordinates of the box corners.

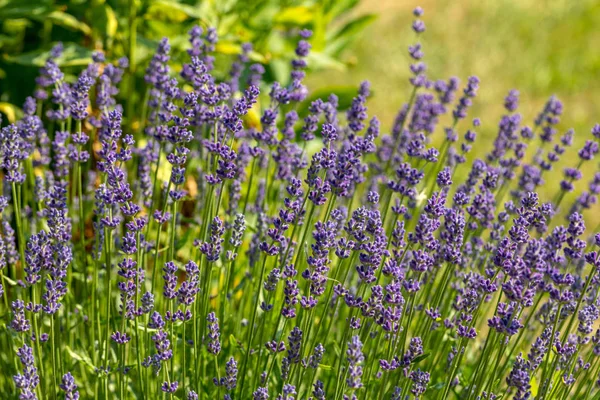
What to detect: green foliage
<box><xmin>0</xmin><ymin>0</ymin><xmax>375</xmax><ymax>117</ymax></box>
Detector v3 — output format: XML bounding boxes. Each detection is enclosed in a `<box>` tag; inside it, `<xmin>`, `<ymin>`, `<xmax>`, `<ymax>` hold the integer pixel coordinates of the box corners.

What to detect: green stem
<box><xmin>11</xmin><ymin>182</ymin><xmax>25</xmax><ymax>281</ymax></box>
<box><xmin>103</xmin><ymin>226</ymin><xmax>113</xmax><ymax>398</ymax></box>
<box><xmin>238</xmin><ymin>253</ymin><xmax>269</xmax><ymax>396</ymax></box>
<box><xmin>127</xmin><ymin>0</ymin><xmax>138</xmax><ymax>135</ymax></box>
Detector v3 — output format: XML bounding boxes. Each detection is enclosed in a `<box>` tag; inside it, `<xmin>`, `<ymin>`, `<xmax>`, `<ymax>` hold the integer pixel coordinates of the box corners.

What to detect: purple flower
<box><xmin>306</xmin><ymin>343</ymin><xmax>325</xmax><ymax>369</ymax></box>
<box><xmin>506</xmin><ymin>354</ymin><xmax>531</xmax><ymax>400</ymax></box>
<box><xmin>149</xmin><ymin>313</ymin><xmax>172</xmax><ymax>365</ymax></box>
<box><xmin>229</xmin><ymin>213</ymin><xmax>246</xmax><ymax>248</ymax></box>
<box><xmin>163</xmin><ymin>261</ymin><xmax>178</xmax><ymax>300</ymax></box>
<box><xmin>70</xmin><ymin>65</ymin><xmax>97</xmax><ymax>120</ymax></box>
<box><xmin>453</xmin><ymin>76</ymin><xmax>480</xmax><ymax>121</ymax></box>
<box><xmin>198</xmin><ymin>217</ymin><xmax>225</xmax><ymax>261</ymax></box>
<box><xmin>187</xmin><ymin>391</ymin><xmax>198</xmax><ymax>400</ymax></box>
<box><xmin>59</xmin><ymin>372</ymin><xmax>80</xmax><ymax>400</ymax></box>
<box><xmin>286</xmin><ymin>326</ymin><xmax>303</xmax><ymax>364</ymax></box>
<box><xmin>111</xmin><ymin>331</ymin><xmax>131</xmax><ymax>344</ymax></box>
<box><xmin>214</xmin><ymin>357</ymin><xmax>238</xmax><ymax>391</ymax></box>
<box><xmin>278</xmin><ymin>384</ymin><xmax>297</xmax><ymax>400</ymax></box>
<box><xmin>10</xmin><ymin>300</ymin><xmax>31</xmax><ymax>333</ymax></box>
<box><xmin>578</xmin><ymin>139</ymin><xmax>598</xmax><ymax>161</ymax></box>
<box><xmin>346</xmin><ymin>335</ymin><xmax>364</xmax><ymax>389</ymax></box>
<box><xmin>504</xmin><ymin>89</ymin><xmax>519</xmax><ymax>112</ymax></box>
<box><xmin>14</xmin><ymin>345</ymin><xmax>39</xmax><ymax>399</ymax></box>
<box><xmin>161</xmin><ymin>381</ymin><xmax>179</xmax><ymax>393</ymax></box>
<box><xmin>282</xmin><ymin>278</ymin><xmax>299</xmax><ymax>319</ymax></box>
<box><xmin>0</xmin><ymin>124</ymin><xmax>30</xmax><ymax>184</ymax></box>
<box><xmin>253</xmin><ymin>387</ymin><xmax>269</xmax><ymax>399</ymax></box>
<box><xmin>177</xmin><ymin>261</ymin><xmax>199</xmax><ymax>306</ymax></box>
<box><xmin>207</xmin><ymin>312</ymin><xmax>221</xmax><ymax>354</ymax></box>
<box><xmin>409</xmin><ymin>369</ymin><xmax>430</xmax><ymax>397</ymax></box>
<box><xmin>412</xmin><ymin>20</ymin><xmax>426</xmax><ymax>33</ymax></box>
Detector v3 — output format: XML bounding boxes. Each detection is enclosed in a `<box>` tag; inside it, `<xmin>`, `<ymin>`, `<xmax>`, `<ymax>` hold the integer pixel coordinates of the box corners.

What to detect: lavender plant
<box><xmin>0</xmin><ymin>7</ymin><xmax>599</xmax><ymax>400</ymax></box>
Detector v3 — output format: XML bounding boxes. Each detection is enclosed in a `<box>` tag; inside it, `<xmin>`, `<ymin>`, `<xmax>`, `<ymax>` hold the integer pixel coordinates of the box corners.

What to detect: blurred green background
<box><xmin>0</xmin><ymin>0</ymin><xmax>378</xmax><ymax>124</ymax></box>
<box><xmin>306</xmin><ymin>0</ymin><xmax>600</xmax><ymax>225</ymax></box>
<box><xmin>309</xmin><ymin>0</ymin><xmax>600</xmax><ymax>137</ymax></box>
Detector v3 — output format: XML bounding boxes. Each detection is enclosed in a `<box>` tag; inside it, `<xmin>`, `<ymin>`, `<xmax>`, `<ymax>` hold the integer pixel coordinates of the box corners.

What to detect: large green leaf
<box><xmin>65</xmin><ymin>346</ymin><xmax>96</xmax><ymax>372</ymax></box>
<box><xmin>269</xmin><ymin>58</ymin><xmax>291</xmax><ymax>86</ymax></box>
<box><xmin>274</xmin><ymin>5</ymin><xmax>314</xmax><ymax>25</ymax></box>
<box><xmin>324</xmin><ymin>0</ymin><xmax>360</xmax><ymax>19</ymax></box>
<box><xmin>144</xmin><ymin>0</ymin><xmax>203</xmax><ymax>22</ymax></box>
<box><xmin>311</xmin><ymin>3</ymin><xmax>326</xmax><ymax>52</ymax></box>
<box><xmin>4</xmin><ymin>43</ymin><xmax>93</xmax><ymax>67</ymax></box>
<box><xmin>411</xmin><ymin>352</ymin><xmax>431</xmax><ymax>364</ymax></box>
<box><xmin>0</xmin><ymin>33</ymin><xmax>22</xmax><ymax>50</ymax></box>
<box><xmin>307</xmin><ymin>51</ymin><xmax>346</xmax><ymax>72</ymax></box>
<box><xmin>0</xmin><ymin>3</ymin><xmax>92</xmax><ymax>36</ymax></box>
<box><xmin>325</xmin><ymin>14</ymin><xmax>377</xmax><ymax>57</ymax></box>
<box><xmin>44</xmin><ymin>10</ymin><xmax>91</xmax><ymax>35</ymax></box>
<box><xmin>134</xmin><ymin>35</ymin><xmax>161</xmax><ymax>66</ymax></box>
<box><xmin>88</xmin><ymin>3</ymin><xmax>118</xmax><ymax>40</ymax></box>
<box><xmin>0</xmin><ymin>1</ymin><xmax>53</xmax><ymax>20</ymax></box>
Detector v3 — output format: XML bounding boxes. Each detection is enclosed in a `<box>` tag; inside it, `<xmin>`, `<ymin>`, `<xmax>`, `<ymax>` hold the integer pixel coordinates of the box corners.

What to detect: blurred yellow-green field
<box><xmin>307</xmin><ymin>0</ymin><xmax>600</xmax><ymax>226</ymax></box>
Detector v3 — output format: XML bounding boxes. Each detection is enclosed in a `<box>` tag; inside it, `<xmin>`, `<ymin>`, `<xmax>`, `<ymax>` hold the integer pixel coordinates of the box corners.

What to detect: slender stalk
<box><xmin>11</xmin><ymin>182</ymin><xmax>25</xmax><ymax>280</ymax></box>
<box><xmin>103</xmin><ymin>225</ymin><xmax>113</xmax><ymax>399</ymax></box>
<box><xmin>238</xmin><ymin>253</ymin><xmax>269</xmax><ymax>396</ymax></box>
<box><xmin>50</xmin><ymin>316</ymin><xmax>58</xmax><ymax>400</ymax></box>
<box><xmin>127</xmin><ymin>0</ymin><xmax>138</xmax><ymax>135</ymax></box>
<box><xmin>76</xmin><ymin>120</ymin><xmax>87</xmax><ymax>298</ymax></box>
<box><xmin>539</xmin><ymin>302</ymin><xmax>563</xmax><ymax>399</ymax></box>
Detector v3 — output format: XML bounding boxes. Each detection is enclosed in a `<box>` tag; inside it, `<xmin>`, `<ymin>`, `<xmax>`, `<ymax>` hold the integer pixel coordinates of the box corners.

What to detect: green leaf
<box><xmin>4</xmin><ymin>43</ymin><xmax>93</xmax><ymax>67</ymax></box>
<box><xmin>88</xmin><ymin>3</ymin><xmax>118</xmax><ymax>40</ymax></box>
<box><xmin>144</xmin><ymin>0</ymin><xmax>203</xmax><ymax>22</ymax></box>
<box><xmin>134</xmin><ymin>36</ymin><xmax>160</xmax><ymax>64</ymax></box>
<box><xmin>274</xmin><ymin>5</ymin><xmax>314</xmax><ymax>25</ymax></box>
<box><xmin>65</xmin><ymin>346</ymin><xmax>96</xmax><ymax>371</ymax></box>
<box><xmin>70</xmin><ymin>272</ymin><xmax>87</xmax><ymax>284</ymax></box>
<box><xmin>0</xmin><ymin>102</ymin><xmax>23</xmax><ymax>124</ymax></box>
<box><xmin>311</xmin><ymin>3</ymin><xmax>327</xmax><ymax>52</ymax></box>
<box><xmin>332</xmin><ymin>341</ymin><xmax>341</xmax><ymax>358</ymax></box>
<box><xmin>531</xmin><ymin>376</ymin><xmax>539</xmax><ymax>397</ymax></box>
<box><xmin>0</xmin><ymin>273</ymin><xmax>18</xmax><ymax>286</ymax></box>
<box><xmin>307</xmin><ymin>51</ymin><xmax>346</xmax><ymax>72</ymax></box>
<box><xmin>324</xmin><ymin>0</ymin><xmax>360</xmax><ymax>19</ymax></box>
<box><xmin>329</xmin><ymin>13</ymin><xmax>378</xmax><ymax>42</ymax></box>
<box><xmin>230</xmin><ymin>334</ymin><xmax>245</xmax><ymax>354</ymax></box>
<box><xmin>432</xmin><ymin>382</ymin><xmax>446</xmax><ymax>390</ymax></box>
<box><xmin>136</xmin><ymin>324</ymin><xmax>158</xmax><ymax>333</ymax></box>
<box><xmin>45</xmin><ymin>11</ymin><xmax>91</xmax><ymax>35</ymax></box>
<box><xmin>269</xmin><ymin>59</ymin><xmax>291</xmax><ymax>86</ymax></box>
<box><xmin>175</xmin><ymin>227</ymin><xmax>194</xmax><ymax>252</ymax></box>
<box><xmin>411</xmin><ymin>352</ymin><xmax>431</xmax><ymax>364</ymax></box>
<box><xmin>216</xmin><ymin>41</ymin><xmax>242</xmax><ymax>56</ymax></box>
<box><xmin>325</xmin><ymin>14</ymin><xmax>377</xmax><ymax>57</ymax></box>
<box><xmin>0</xmin><ymin>2</ymin><xmax>53</xmax><ymax>20</ymax></box>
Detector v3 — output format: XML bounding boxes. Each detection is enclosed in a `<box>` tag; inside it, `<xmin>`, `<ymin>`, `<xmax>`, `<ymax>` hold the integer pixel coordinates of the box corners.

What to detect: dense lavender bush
<box><xmin>0</xmin><ymin>7</ymin><xmax>599</xmax><ymax>400</ymax></box>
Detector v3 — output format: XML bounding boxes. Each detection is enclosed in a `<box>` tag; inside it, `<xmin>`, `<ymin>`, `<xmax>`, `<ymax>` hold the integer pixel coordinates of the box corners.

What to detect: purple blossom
<box><xmin>207</xmin><ymin>312</ymin><xmax>221</xmax><ymax>355</ymax></box>
<box><xmin>59</xmin><ymin>372</ymin><xmax>80</xmax><ymax>400</ymax></box>
<box><xmin>14</xmin><ymin>345</ymin><xmax>39</xmax><ymax>399</ymax></box>
<box><xmin>346</xmin><ymin>335</ymin><xmax>364</xmax><ymax>390</ymax></box>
